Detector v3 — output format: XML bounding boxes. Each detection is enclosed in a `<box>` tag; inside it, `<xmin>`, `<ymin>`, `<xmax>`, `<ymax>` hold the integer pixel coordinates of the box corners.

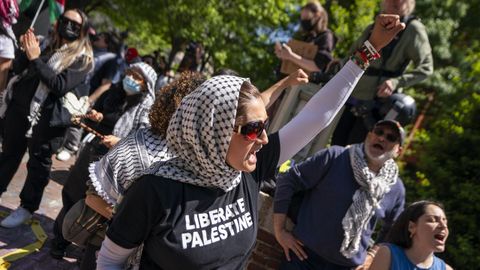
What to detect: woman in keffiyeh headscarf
<box><xmin>87</xmin><ymin>71</ymin><xmax>206</xmax><ymax>207</ymax></box>
<box><xmin>0</xmin><ymin>9</ymin><xmax>93</xmax><ymax>228</ymax></box>
<box><xmin>97</xmin><ymin>15</ymin><xmax>406</xmax><ymax>270</ymax></box>
<box><xmin>50</xmin><ymin>62</ymin><xmax>157</xmax><ymax>266</ymax></box>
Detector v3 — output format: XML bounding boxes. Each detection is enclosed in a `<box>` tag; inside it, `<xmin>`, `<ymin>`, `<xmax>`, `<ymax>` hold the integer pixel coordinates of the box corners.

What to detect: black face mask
<box><xmin>300</xmin><ymin>18</ymin><xmax>316</xmax><ymax>31</ymax></box>
<box><xmin>57</xmin><ymin>16</ymin><xmax>81</xmax><ymax>42</ymax></box>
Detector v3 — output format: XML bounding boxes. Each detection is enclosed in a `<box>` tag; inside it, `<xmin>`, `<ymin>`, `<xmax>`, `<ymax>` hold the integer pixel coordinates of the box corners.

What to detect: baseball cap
<box><xmin>373</xmin><ymin>120</ymin><xmax>406</xmax><ymax>145</ymax></box>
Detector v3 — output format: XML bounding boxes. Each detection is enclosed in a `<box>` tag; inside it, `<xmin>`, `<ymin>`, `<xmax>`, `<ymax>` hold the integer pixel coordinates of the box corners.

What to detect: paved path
<box><xmin>0</xmin><ymin>153</ymin><xmax>83</xmax><ymax>269</ymax></box>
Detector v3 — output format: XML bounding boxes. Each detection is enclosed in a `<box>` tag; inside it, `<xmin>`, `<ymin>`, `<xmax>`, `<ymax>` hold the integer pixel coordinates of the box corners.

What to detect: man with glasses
<box><xmin>273</xmin><ymin>119</ymin><xmax>406</xmax><ymax>270</ymax></box>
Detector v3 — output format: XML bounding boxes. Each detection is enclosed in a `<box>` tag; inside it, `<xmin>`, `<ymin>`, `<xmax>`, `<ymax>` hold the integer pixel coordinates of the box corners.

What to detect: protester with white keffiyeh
<box><xmin>50</xmin><ymin>62</ymin><xmax>157</xmax><ymax>268</ymax></box>
<box><xmin>0</xmin><ymin>9</ymin><xmax>93</xmax><ymax>229</ymax></box>
<box><xmin>96</xmin><ymin>15</ymin><xmax>406</xmax><ymax>270</ymax></box>
<box><xmin>273</xmin><ymin>119</ymin><xmax>406</xmax><ymax>269</ymax></box>
<box><xmin>87</xmin><ymin>71</ymin><xmax>205</xmax><ymax>205</ymax></box>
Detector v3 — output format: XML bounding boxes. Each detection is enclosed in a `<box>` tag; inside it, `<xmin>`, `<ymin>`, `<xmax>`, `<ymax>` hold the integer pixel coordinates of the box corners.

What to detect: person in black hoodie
<box><xmin>0</xmin><ymin>9</ymin><xmax>93</xmax><ymax>228</ymax></box>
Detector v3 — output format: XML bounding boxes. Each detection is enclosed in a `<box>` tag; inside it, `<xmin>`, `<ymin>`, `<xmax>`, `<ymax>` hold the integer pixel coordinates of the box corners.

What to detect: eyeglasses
<box><xmin>234</xmin><ymin>119</ymin><xmax>269</xmax><ymax>141</ymax></box>
<box><xmin>59</xmin><ymin>15</ymin><xmax>82</xmax><ymax>31</ymax></box>
<box><xmin>372</xmin><ymin>128</ymin><xmax>398</xmax><ymax>143</ymax></box>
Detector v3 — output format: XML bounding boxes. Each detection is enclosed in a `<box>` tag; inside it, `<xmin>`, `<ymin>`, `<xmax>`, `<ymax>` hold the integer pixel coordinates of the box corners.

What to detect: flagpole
<box><xmin>29</xmin><ymin>0</ymin><xmax>47</xmax><ymax>29</ymax></box>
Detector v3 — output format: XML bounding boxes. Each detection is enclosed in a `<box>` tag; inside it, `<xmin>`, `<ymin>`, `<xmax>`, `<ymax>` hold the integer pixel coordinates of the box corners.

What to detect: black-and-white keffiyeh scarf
<box><xmin>26</xmin><ymin>44</ymin><xmax>73</xmax><ymax>137</ymax></box>
<box><xmin>340</xmin><ymin>143</ymin><xmax>398</xmax><ymax>258</ymax></box>
<box><xmin>112</xmin><ymin>62</ymin><xmax>157</xmax><ymax>138</ymax></box>
<box><xmin>88</xmin><ymin>128</ymin><xmax>172</xmax><ymax>205</ymax></box>
<box><xmin>151</xmin><ymin>75</ymin><xmax>248</xmax><ymax>192</ymax></box>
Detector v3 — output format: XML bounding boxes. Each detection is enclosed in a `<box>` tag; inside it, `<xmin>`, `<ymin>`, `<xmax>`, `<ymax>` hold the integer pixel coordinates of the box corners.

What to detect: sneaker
<box><xmin>0</xmin><ymin>206</ymin><xmax>32</xmax><ymax>228</ymax></box>
<box><xmin>56</xmin><ymin>149</ymin><xmax>72</xmax><ymax>161</ymax></box>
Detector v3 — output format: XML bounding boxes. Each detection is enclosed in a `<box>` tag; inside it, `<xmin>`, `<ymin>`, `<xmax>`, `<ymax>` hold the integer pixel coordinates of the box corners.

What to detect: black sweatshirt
<box><xmin>9</xmin><ymin>49</ymin><xmax>91</xmax><ymax>127</ymax></box>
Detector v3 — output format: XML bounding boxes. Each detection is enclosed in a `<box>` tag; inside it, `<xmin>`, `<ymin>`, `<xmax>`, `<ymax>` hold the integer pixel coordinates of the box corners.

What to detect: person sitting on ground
<box><xmin>274</xmin><ymin>119</ymin><xmax>407</xmax><ymax>270</ymax></box>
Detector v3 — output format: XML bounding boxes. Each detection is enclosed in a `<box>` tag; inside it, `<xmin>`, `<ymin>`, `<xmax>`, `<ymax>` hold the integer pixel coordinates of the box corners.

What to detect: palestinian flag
<box><xmin>19</xmin><ymin>0</ymin><xmax>34</xmax><ymax>12</ymax></box>
<box><xmin>19</xmin><ymin>0</ymin><xmax>65</xmax><ymax>23</ymax></box>
<box><xmin>48</xmin><ymin>0</ymin><xmax>65</xmax><ymax>23</ymax></box>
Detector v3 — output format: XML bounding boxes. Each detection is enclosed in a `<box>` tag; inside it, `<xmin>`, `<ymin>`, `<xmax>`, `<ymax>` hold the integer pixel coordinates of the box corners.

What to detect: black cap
<box><xmin>374</xmin><ymin>120</ymin><xmax>406</xmax><ymax>145</ymax></box>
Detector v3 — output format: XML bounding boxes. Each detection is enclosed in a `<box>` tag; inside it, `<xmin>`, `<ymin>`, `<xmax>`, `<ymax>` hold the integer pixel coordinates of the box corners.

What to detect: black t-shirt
<box><xmin>299</xmin><ymin>29</ymin><xmax>336</xmax><ymax>71</ymax></box>
<box><xmin>107</xmin><ymin>133</ymin><xmax>280</xmax><ymax>270</ymax></box>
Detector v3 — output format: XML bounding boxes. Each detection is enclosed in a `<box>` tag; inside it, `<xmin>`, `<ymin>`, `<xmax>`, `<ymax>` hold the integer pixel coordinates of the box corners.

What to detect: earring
<box><xmin>409</xmin><ymin>232</ymin><xmax>414</xmax><ymax>238</ymax></box>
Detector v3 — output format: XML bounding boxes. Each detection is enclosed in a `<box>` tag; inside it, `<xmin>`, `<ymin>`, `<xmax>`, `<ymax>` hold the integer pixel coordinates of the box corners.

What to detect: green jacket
<box><xmin>349</xmin><ymin>19</ymin><xmax>434</xmax><ymax>100</ymax></box>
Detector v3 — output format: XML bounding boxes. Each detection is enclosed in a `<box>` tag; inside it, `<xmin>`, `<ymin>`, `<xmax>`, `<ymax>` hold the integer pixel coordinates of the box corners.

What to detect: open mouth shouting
<box><xmin>372</xmin><ymin>143</ymin><xmax>384</xmax><ymax>151</ymax></box>
<box><xmin>434</xmin><ymin>232</ymin><xmax>447</xmax><ymax>244</ymax></box>
<box><xmin>247</xmin><ymin>146</ymin><xmax>262</xmax><ymax>165</ymax></box>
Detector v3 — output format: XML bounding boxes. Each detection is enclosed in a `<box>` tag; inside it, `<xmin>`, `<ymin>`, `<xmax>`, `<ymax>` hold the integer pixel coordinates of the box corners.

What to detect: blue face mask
<box><xmin>122</xmin><ymin>76</ymin><xmax>142</xmax><ymax>95</ymax></box>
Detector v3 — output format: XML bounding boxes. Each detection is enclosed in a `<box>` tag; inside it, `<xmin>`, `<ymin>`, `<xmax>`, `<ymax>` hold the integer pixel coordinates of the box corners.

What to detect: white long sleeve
<box><xmin>96</xmin><ymin>236</ymin><xmax>135</xmax><ymax>270</ymax></box>
<box><xmin>277</xmin><ymin>60</ymin><xmax>364</xmax><ymax>165</ymax></box>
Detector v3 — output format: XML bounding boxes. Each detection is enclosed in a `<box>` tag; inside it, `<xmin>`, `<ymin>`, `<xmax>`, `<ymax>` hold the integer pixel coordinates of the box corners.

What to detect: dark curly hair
<box><xmin>149</xmin><ymin>71</ymin><xmax>207</xmax><ymax>137</ymax></box>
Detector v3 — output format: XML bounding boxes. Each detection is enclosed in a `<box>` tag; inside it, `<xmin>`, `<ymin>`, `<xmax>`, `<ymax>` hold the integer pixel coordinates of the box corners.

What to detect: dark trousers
<box><xmin>53</xmin><ymin>142</ymin><xmax>103</xmax><ymax>245</ymax></box>
<box><xmin>279</xmin><ymin>246</ymin><xmax>353</xmax><ymax>270</ymax></box>
<box><xmin>80</xmin><ymin>242</ymin><xmax>101</xmax><ymax>270</ymax></box>
<box><xmin>331</xmin><ymin>105</ymin><xmax>369</xmax><ymax>147</ymax></box>
<box><xmin>0</xmin><ymin>105</ymin><xmax>65</xmax><ymax>212</ymax></box>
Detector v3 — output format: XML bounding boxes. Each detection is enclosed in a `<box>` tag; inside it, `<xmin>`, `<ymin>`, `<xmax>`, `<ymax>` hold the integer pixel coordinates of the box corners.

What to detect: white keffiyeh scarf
<box><xmin>151</xmin><ymin>75</ymin><xmax>248</xmax><ymax>192</ymax></box>
<box><xmin>88</xmin><ymin>128</ymin><xmax>172</xmax><ymax>205</ymax></box>
<box><xmin>26</xmin><ymin>45</ymin><xmax>71</xmax><ymax>137</ymax></box>
<box><xmin>112</xmin><ymin>62</ymin><xmax>157</xmax><ymax>138</ymax></box>
<box><xmin>340</xmin><ymin>143</ymin><xmax>398</xmax><ymax>258</ymax></box>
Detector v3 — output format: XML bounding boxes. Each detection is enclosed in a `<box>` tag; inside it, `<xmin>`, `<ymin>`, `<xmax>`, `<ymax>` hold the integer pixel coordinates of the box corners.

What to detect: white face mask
<box><xmin>122</xmin><ymin>76</ymin><xmax>142</xmax><ymax>95</ymax></box>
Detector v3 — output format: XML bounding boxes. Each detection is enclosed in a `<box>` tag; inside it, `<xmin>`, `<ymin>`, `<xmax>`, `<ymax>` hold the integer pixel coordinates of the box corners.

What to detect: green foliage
<box><xmin>92</xmin><ymin>0</ymin><xmax>299</xmax><ymax>89</ymax></box>
<box><xmin>89</xmin><ymin>0</ymin><xmax>380</xmax><ymax>86</ymax></box>
<box><xmin>402</xmin><ymin>91</ymin><xmax>480</xmax><ymax>267</ymax></box>
<box><xmin>400</xmin><ymin>1</ymin><xmax>480</xmax><ymax>268</ymax></box>
<box><xmin>328</xmin><ymin>0</ymin><xmax>380</xmax><ymax>57</ymax></box>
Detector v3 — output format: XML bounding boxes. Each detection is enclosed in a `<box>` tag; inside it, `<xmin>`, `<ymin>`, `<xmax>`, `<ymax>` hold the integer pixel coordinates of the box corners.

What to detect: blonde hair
<box><xmin>49</xmin><ymin>9</ymin><xmax>93</xmax><ymax>71</ymax></box>
<box><xmin>302</xmin><ymin>1</ymin><xmax>329</xmax><ymax>33</ymax></box>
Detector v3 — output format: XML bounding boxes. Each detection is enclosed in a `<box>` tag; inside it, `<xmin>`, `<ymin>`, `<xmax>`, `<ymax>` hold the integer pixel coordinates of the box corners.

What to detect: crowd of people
<box><xmin>0</xmin><ymin>0</ymin><xmax>453</xmax><ymax>269</ymax></box>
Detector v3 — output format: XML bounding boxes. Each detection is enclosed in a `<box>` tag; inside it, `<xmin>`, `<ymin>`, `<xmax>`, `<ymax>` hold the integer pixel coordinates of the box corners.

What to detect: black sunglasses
<box><xmin>234</xmin><ymin>119</ymin><xmax>269</xmax><ymax>141</ymax></box>
<box><xmin>60</xmin><ymin>15</ymin><xmax>82</xmax><ymax>31</ymax></box>
<box><xmin>372</xmin><ymin>128</ymin><xmax>398</xmax><ymax>143</ymax></box>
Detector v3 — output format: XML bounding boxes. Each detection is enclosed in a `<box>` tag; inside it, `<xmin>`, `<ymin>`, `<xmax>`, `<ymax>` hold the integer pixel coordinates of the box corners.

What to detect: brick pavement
<box><xmin>0</xmin><ymin>154</ymin><xmax>83</xmax><ymax>270</ymax></box>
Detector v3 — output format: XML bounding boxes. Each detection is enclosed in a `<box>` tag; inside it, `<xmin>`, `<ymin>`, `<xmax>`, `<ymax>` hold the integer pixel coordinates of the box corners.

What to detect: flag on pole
<box><xmin>19</xmin><ymin>0</ymin><xmax>34</xmax><ymax>12</ymax></box>
<box><xmin>48</xmin><ymin>0</ymin><xmax>64</xmax><ymax>23</ymax></box>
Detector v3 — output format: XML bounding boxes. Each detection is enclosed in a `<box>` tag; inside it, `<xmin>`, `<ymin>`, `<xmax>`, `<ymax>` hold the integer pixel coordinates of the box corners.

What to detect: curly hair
<box><xmin>149</xmin><ymin>71</ymin><xmax>207</xmax><ymax>137</ymax></box>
